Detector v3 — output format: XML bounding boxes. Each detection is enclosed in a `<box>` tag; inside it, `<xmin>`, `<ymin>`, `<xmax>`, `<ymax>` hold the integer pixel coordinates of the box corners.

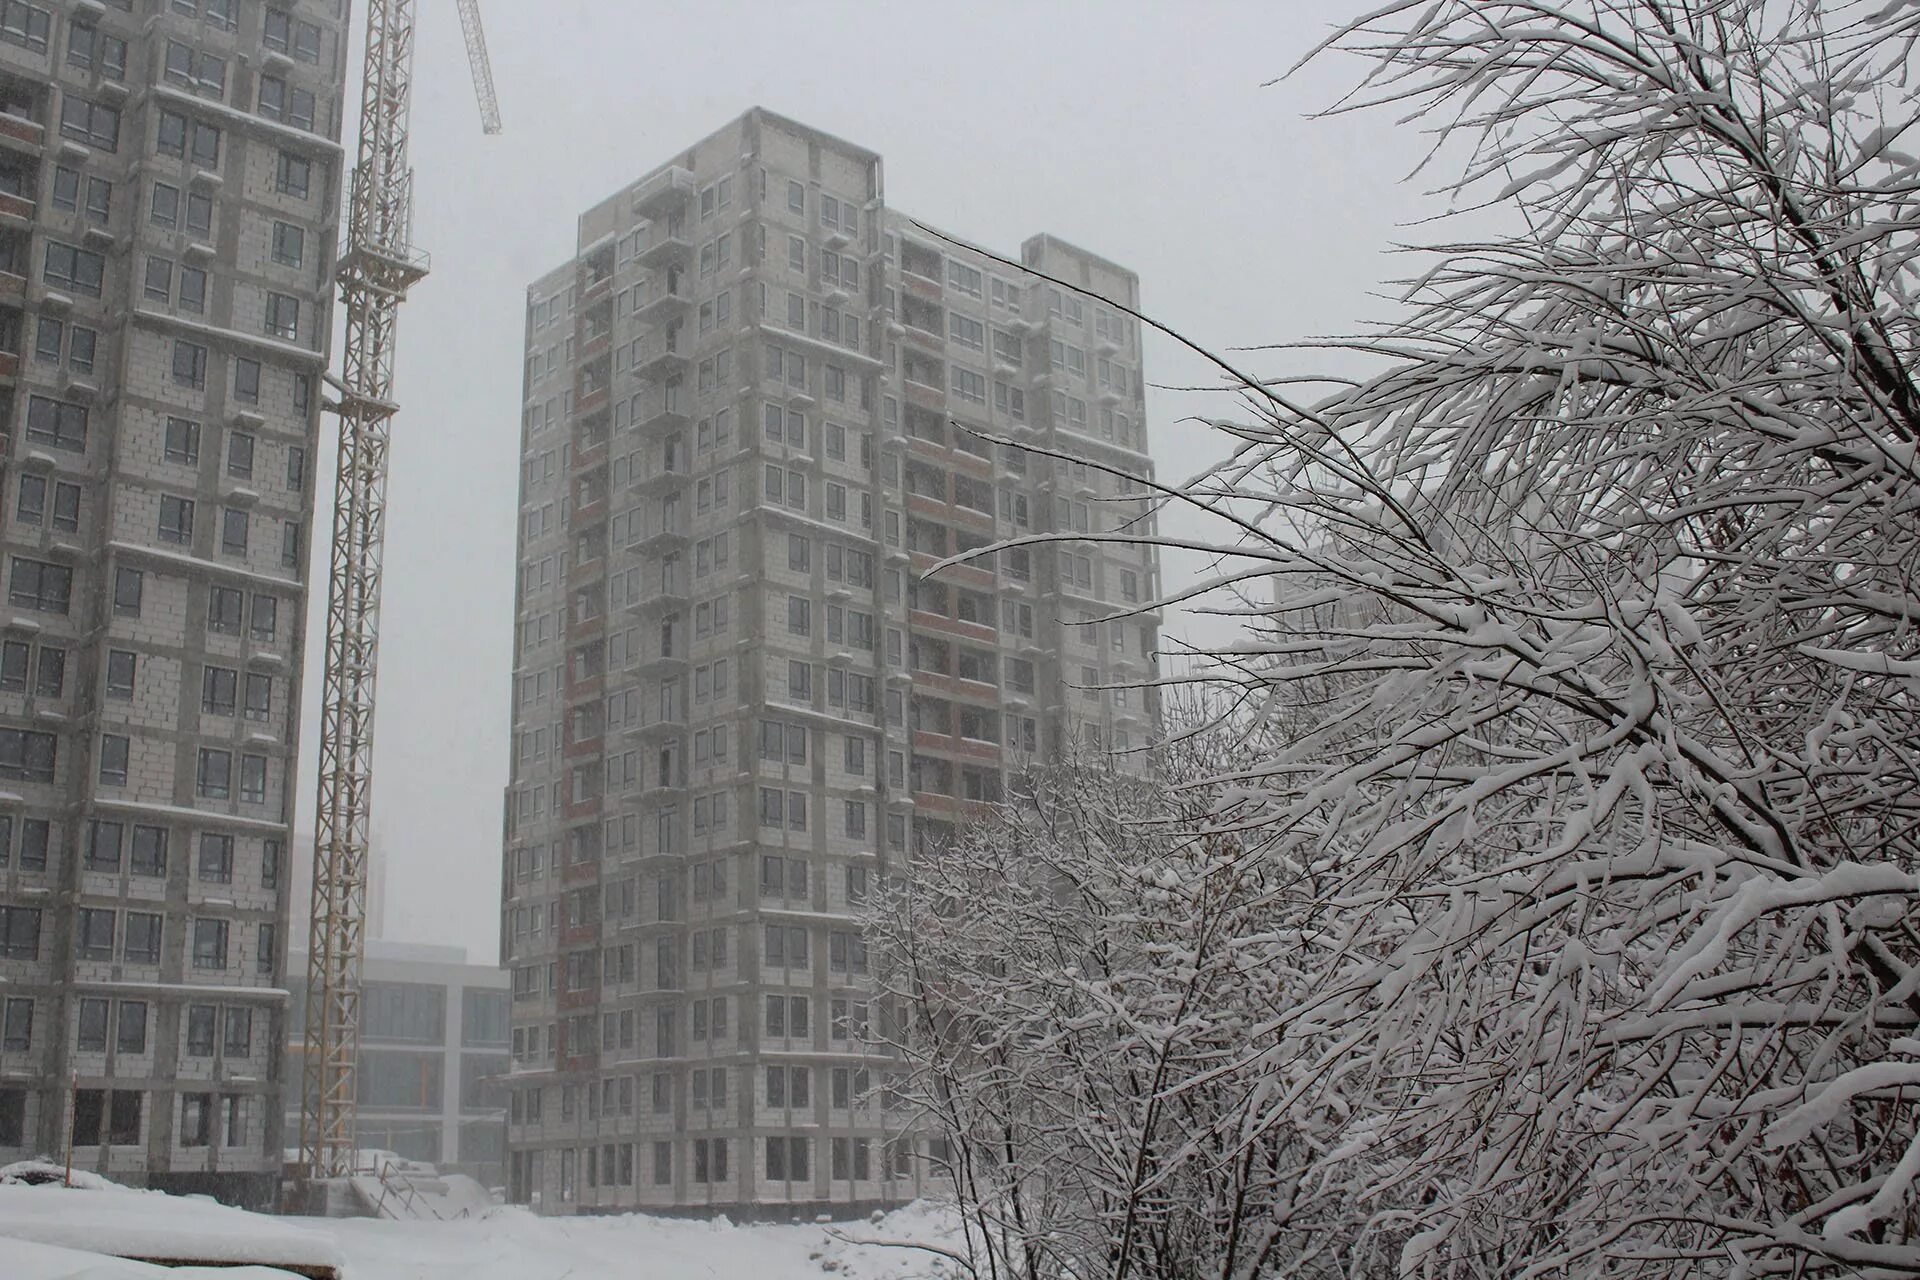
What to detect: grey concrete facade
<box><xmin>501</xmin><ymin>108</ymin><xmax>1161</xmax><ymax>1216</ymax></box>
<box><xmin>284</xmin><ymin>940</ymin><xmax>510</xmax><ymax>1190</ymax></box>
<box><xmin>0</xmin><ymin>0</ymin><xmax>347</xmax><ymax>1209</ymax></box>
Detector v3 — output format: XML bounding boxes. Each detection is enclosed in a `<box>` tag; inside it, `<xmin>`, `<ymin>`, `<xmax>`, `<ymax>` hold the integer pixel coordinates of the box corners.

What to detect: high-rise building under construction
<box><xmin>0</xmin><ymin>0</ymin><xmax>348</xmax><ymax>1207</ymax></box>
<box><xmin>502</xmin><ymin>108</ymin><xmax>1161</xmax><ymax>1213</ymax></box>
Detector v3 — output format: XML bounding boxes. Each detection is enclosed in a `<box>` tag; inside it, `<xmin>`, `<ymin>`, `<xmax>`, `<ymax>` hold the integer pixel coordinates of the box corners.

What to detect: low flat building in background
<box><xmin>284</xmin><ymin>939</ymin><xmax>510</xmax><ymax>1190</ymax></box>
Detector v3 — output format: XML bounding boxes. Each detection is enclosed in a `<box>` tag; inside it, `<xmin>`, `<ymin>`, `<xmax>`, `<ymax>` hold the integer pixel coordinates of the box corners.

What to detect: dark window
<box><xmin>158</xmin><ymin>494</ymin><xmax>194</xmax><ymax>544</ymax></box>
<box><xmin>26</xmin><ymin>645</ymin><xmax>63</xmax><ymax>697</ymax></box>
<box><xmin>17</xmin><ymin>820</ymin><xmax>46</xmax><ymax>870</ymax></box>
<box><xmin>113</xmin><ymin>567</ymin><xmax>142</xmax><ymax>616</ymax></box>
<box><xmin>25</xmin><ymin>394</ymin><xmax>86</xmax><ymax>450</ymax></box>
<box><xmin>1</xmin><ymin>996</ymin><xmax>30</xmax><ymax>1051</ymax></box>
<box><xmin>115</xmin><ymin>1000</ymin><xmax>146</xmax><ymax>1052</ymax></box>
<box><xmin>189</xmin><ymin>119</ymin><xmax>219</xmax><ymax>168</ymax></box>
<box><xmin>97</xmin><ymin>735</ymin><xmax>127</xmax><ymax>786</ymax></box>
<box><xmin>186</xmin><ymin>1004</ymin><xmax>215</xmax><ymax>1055</ymax></box>
<box><xmin>0</xmin><ymin>728</ymin><xmax>56</xmax><ymax>781</ymax></box>
<box><xmin>156</xmin><ymin>108</ymin><xmax>187</xmax><ymax>157</ymax></box>
<box><xmin>274</xmin><ymin>151</ymin><xmax>310</xmax><ymax>198</ymax></box>
<box><xmin>197</xmin><ymin>832</ymin><xmax>232</xmax><ymax>882</ymax></box>
<box><xmin>208</xmin><ymin>585</ymin><xmax>242</xmax><ymax>633</ymax></box>
<box><xmin>233</xmin><ymin>356</ymin><xmax>260</xmax><ymax>402</ymax></box>
<box><xmin>9</xmin><ymin>559</ymin><xmax>71</xmax><ymax>613</ymax></box>
<box><xmin>76</xmin><ymin>907</ymin><xmax>114</xmax><ymax>959</ymax></box>
<box><xmin>130</xmin><ymin>825</ymin><xmax>166</xmax><ymax>876</ymax></box>
<box><xmin>107</xmin><ymin>1091</ymin><xmax>140</xmax><ymax>1145</ymax></box>
<box><xmin>222</xmin><ymin>1005</ymin><xmax>250</xmax><ymax>1056</ymax></box>
<box><xmin>165</xmin><ymin>417</ymin><xmax>199</xmax><ymax>463</ymax></box>
<box><xmin>271</xmin><ymin>221</ymin><xmax>304</xmax><ymax>267</ymax></box>
<box><xmin>77</xmin><ymin>998</ymin><xmax>109</xmax><ymax>1051</ymax></box>
<box><xmin>0</xmin><ymin>2</ymin><xmax>50</xmax><ymax>53</ymax></box>
<box><xmin>43</xmin><ymin>241</ymin><xmax>104</xmax><ymax>295</ymax></box>
<box><xmin>84</xmin><ymin>819</ymin><xmax>121</xmax><ymax>869</ymax></box>
<box><xmin>124</xmin><ymin>912</ymin><xmax>161</xmax><ymax>964</ymax></box>
<box><xmin>244</xmin><ymin>671</ymin><xmax>271</xmax><ymax>721</ymax></box>
<box><xmin>58</xmin><ymin>96</ymin><xmax>119</xmax><ymax>151</ymax></box>
<box><xmin>220</xmin><ymin>507</ymin><xmax>247</xmax><ymax>555</ymax></box>
<box><xmin>171</xmin><ymin>339</ymin><xmax>207</xmax><ymax>389</ymax></box>
<box><xmin>249</xmin><ymin>593</ymin><xmax>278</xmax><ymax>641</ymax></box>
<box><xmin>191</xmin><ymin>917</ymin><xmax>227</xmax><ymax>969</ymax></box>
<box><xmin>150</xmin><ymin>181</ymin><xmax>179</xmax><ymax>227</ymax></box>
<box><xmin>180</xmin><ymin>1093</ymin><xmax>211</xmax><ymax>1146</ymax></box>
<box><xmin>106</xmin><ymin>649</ymin><xmax>135</xmax><ymax>698</ymax></box>
<box><xmin>196</xmin><ymin>748</ymin><xmax>230</xmax><ymax>799</ymax></box>
<box><xmin>362</xmin><ymin>982</ymin><xmax>446</xmax><ymax>1043</ymax></box>
<box><xmin>71</xmin><ymin>1088</ymin><xmax>103</xmax><ymax>1145</ymax></box>
<box><xmin>0</xmin><ymin>905</ymin><xmax>41</xmax><ymax>958</ymax></box>
<box><xmin>226</xmin><ymin>430</ymin><xmax>253</xmax><ymax>478</ymax></box>
<box><xmin>264</xmin><ymin>292</ymin><xmax>298</xmax><ymax>340</ymax></box>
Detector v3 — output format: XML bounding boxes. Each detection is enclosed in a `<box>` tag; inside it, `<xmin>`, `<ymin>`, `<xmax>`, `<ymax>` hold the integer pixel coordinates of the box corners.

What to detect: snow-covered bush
<box><xmin>871</xmin><ymin>723</ymin><xmax>1352</xmax><ymax>1280</ymax></box>
<box><xmin>889</xmin><ymin>3</ymin><xmax>1920</xmax><ymax>1275</ymax></box>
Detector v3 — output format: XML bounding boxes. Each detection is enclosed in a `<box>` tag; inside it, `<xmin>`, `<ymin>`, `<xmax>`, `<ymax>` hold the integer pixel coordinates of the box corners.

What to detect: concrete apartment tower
<box><xmin>0</xmin><ymin>1</ymin><xmax>348</xmax><ymax>1207</ymax></box>
<box><xmin>502</xmin><ymin>108</ymin><xmax>1161</xmax><ymax>1215</ymax></box>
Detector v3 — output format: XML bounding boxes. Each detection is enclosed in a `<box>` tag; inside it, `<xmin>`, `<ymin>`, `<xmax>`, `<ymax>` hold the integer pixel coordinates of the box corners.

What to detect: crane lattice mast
<box><xmin>301</xmin><ymin>0</ymin><xmax>497</xmax><ymax>1184</ymax></box>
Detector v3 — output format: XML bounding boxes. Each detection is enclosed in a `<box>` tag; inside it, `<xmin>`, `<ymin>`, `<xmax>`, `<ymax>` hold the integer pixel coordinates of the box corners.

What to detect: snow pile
<box><xmin>0</xmin><ymin>1183</ymin><xmax>342</xmax><ymax>1276</ymax></box>
<box><xmin>316</xmin><ymin>1201</ymin><xmax>968</xmax><ymax>1280</ymax></box>
<box><xmin>346</xmin><ymin>1168</ymin><xmax>495</xmax><ymax>1220</ymax></box>
<box><xmin>7</xmin><ymin>1236</ymin><xmax>306</xmax><ymax>1280</ymax></box>
<box><xmin>0</xmin><ymin>1159</ymin><xmax>121</xmax><ymax>1190</ymax></box>
<box><xmin>0</xmin><ymin>1169</ymin><xmax>966</xmax><ymax>1280</ymax></box>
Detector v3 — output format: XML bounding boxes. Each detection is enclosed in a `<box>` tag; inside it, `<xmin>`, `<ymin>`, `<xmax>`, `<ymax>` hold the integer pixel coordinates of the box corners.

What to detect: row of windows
<box><xmin>153</xmin><ymin>493</ymin><xmax>303</xmax><ymax>567</ymax></box>
<box><xmin>524</xmin><ymin>1134</ymin><xmax>914</xmax><ymax>1198</ymax></box>
<box><xmin>76</xmin><ymin>817</ymin><xmax>279</xmax><ymax>883</ymax></box>
<box><xmin>0</xmin><ymin>903</ymin><xmax>267</xmax><ymax>971</ymax></box>
<box><xmin>0</xmin><ymin>1085</ymin><xmax>254</xmax><ymax>1153</ymax></box>
<box><xmin>0</xmin><ymin>994</ymin><xmax>255</xmax><ymax>1058</ymax></box>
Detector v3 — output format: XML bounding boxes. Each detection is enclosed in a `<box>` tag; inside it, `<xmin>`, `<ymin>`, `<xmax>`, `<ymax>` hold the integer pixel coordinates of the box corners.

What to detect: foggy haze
<box><xmin>306</xmin><ymin>1</ymin><xmax>1442</xmax><ymax>955</ymax></box>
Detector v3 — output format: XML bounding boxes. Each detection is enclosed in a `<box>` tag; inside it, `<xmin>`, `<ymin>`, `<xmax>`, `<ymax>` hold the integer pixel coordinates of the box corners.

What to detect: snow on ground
<box><xmin>314</xmin><ymin>1201</ymin><xmax>966</xmax><ymax>1280</ymax></box>
<box><xmin>0</xmin><ymin>1182</ymin><xmax>341</xmax><ymax>1274</ymax></box>
<box><xmin>0</xmin><ymin>1168</ymin><xmax>967</xmax><ymax>1280</ymax></box>
<box><xmin>8</xmin><ymin>1236</ymin><xmax>311</xmax><ymax>1280</ymax></box>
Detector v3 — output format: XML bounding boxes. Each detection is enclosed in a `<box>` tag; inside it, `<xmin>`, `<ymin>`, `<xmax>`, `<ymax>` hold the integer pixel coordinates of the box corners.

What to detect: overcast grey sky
<box><xmin>297</xmin><ymin>1</ymin><xmax>1449</xmax><ymax>957</ymax></box>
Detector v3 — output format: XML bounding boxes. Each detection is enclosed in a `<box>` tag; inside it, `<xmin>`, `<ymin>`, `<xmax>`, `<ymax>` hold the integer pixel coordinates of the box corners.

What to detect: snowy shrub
<box><xmin>888</xmin><ymin>3</ymin><xmax>1920</xmax><ymax>1276</ymax></box>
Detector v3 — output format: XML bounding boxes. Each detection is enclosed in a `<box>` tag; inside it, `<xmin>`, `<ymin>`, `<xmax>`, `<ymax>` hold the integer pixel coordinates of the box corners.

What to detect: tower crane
<box><xmin>300</xmin><ymin>0</ymin><xmax>501</xmax><ymax>1187</ymax></box>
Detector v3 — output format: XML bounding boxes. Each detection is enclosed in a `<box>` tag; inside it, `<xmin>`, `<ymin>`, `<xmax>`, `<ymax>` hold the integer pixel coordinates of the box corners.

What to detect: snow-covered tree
<box><xmin>887</xmin><ymin>3</ymin><xmax>1920</xmax><ymax>1275</ymax></box>
<box><xmin>1128</xmin><ymin>2</ymin><xmax>1920</xmax><ymax>1274</ymax></box>
<box><xmin>870</xmin><ymin>721</ymin><xmax>1355</xmax><ymax>1280</ymax></box>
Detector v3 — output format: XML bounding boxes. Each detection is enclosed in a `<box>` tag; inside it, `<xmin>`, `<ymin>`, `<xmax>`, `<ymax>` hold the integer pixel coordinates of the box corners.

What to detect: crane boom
<box><xmin>456</xmin><ymin>0</ymin><xmax>503</xmax><ymax>135</ymax></box>
<box><xmin>299</xmin><ymin>0</ymin><xmax>429</xmax><ymax>1183</ymax></box>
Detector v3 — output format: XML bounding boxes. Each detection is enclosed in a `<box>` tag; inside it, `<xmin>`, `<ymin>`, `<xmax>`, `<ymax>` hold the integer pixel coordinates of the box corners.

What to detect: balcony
<box><xmin>638</xmin><ymin>649</ymin><xmax>689</xmax><ymax>677</ymax></box>
<box><xmin>0</xmin><ymin>112</ymin><xmax>43</xmax><ymax>156</ymax></box>
<box><xmin>625</xmin><ymin>584</ymin><xmax>689</xmax><ymax>614</ymax></box>
<box><xmin>634</xmin><ymin>522</ymin><xmax>689</xmax><ymax>550</ymax></box>
<box><xmin>635</xmin><ymin>231</ymin><xmax>693</xmax><ymax>271</ymax></box>
<box><xmin>635</xmin><ymin>343</ymin><xmax>689</xmax><ymax>381</ymax></box>
<box><xmin>0</xmin><ymin>190</ymin><xmax>30</xmax><ymax>225</ymax></box>
<box><xmin>633</xmin><ymin>281</ymin><xmax>690</xmax><ymax>324</ymax></box>
<box><xmin>636</xmin><ymin>401</ymin><xmax>690</xmax><ymax>431</ymax></box>
<box><xmin>626</xmin><ymin>465</ymin><xmax>684</xmax><ymax>495</ymax></box>
<box><xmin>631</xmin><ymin>166</ymin><xmax>695</xmax><ymax>219</ymax></box>
<box><xmin>627</xmin><ymin>715</ymin><xmax>688</xmax><ymax>742</ymax></box>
